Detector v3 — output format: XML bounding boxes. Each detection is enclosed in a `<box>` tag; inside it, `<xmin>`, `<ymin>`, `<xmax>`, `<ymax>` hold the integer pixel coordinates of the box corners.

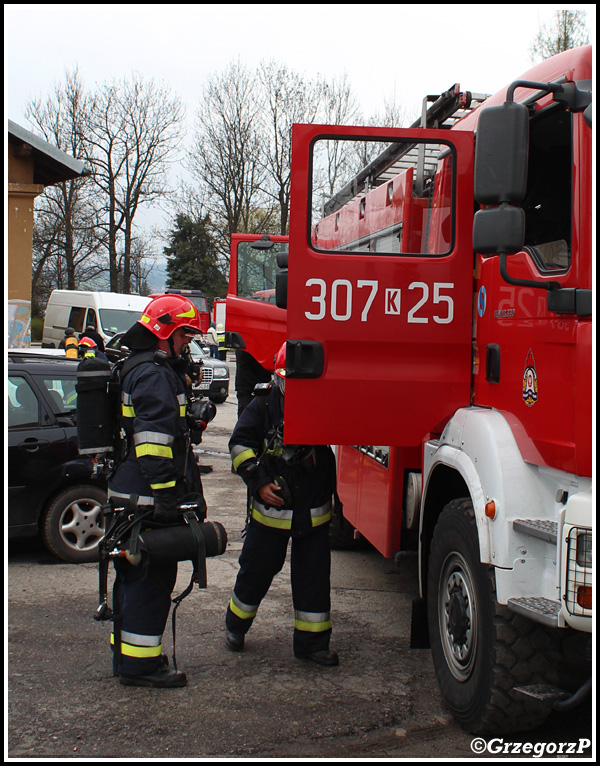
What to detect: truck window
<box><xmin>522</xmin><ymin>106</ymin><xmax>572</xmax><ymax>271</ymax></box>
<box><xmin>236</xmin><ymin>240</ymin><xmax>288</xmax><ymax>300</ymax></box>
<box><xmin>310</xmin><ymin>137</ymin><xmax>455</xmax><ymax>256</ymax></box>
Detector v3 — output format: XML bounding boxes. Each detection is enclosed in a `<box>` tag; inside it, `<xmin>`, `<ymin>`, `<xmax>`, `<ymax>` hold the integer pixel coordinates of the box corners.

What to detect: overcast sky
<box><xmin>6</xmin><ymin>4</ymin><xmax>595</xmax><ymax>126</ymax></box>
<box><xmin>4</xmin><ymin>3</ymin><xmax>595</xmax><ymax>269</ymax></box>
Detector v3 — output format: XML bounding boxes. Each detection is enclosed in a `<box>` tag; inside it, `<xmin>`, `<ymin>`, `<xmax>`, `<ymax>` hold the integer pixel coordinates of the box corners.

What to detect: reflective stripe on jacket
<box><xmin>108</xmin><ymin>350</ymin><xmax>203</xmax><ymax>505</ymax></box>
<box><xmin>228</xmin><ymin>387</ymin><xmax>335</xmax><ymax>535</ymax></box>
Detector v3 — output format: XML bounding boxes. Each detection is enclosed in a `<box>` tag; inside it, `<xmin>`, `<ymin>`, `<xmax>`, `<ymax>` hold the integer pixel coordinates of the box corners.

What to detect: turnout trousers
<box><xmin>111</xmin><ymin>558</ymin><xmax>178</xmax><ymax>676</ymax></box>
<box><xmin>226</xmin><ymin>522</ymin><xmax>332</xmax><ymax>654</ymax></box>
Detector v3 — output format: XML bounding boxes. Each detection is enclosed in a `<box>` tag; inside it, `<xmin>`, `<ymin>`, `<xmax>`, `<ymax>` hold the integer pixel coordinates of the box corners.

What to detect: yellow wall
<box><xmin>7</xmin><ymin>150</ymin><xmax>45</xmax><ymax>345</ymax></box>
<box><xmin>7</xmin><ymin>153</ymin><xmax>44</xmax><ymax>302</ymax></box>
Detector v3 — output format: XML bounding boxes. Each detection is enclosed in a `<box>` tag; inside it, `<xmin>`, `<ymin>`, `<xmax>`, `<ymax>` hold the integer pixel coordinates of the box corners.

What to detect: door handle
<box><xmin>286</xmin><ymin>340</ymin><xmax>324</xmax><ymax>379</ymax></box>
<box><xmin>18</xmin><ymin>438</ymin><xmax>50</xmax><ymax>452</ymax></box>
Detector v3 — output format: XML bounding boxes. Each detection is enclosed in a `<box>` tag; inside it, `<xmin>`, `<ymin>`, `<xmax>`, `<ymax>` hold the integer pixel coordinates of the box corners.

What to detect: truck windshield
<box><xmin>99</xmin><ymin>309</ymin><xmax>144</xmax><ymax>336</ymax></box>
<box><xmin>236</xmin><ymin>240</ymin><xmax>288</xmax><ymax>300</ymax></box>
<box><xmin>310</xmin><ymin>137</ymin><xmax>455</xmax><ymax>256</ymax></box>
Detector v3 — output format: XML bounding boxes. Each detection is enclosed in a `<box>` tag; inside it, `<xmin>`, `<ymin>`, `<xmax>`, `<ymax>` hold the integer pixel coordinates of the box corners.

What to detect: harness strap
<box><xmin>169</xmin><ymin>511</ymin><xmax>207</xmax><ymax>670</ymax></box>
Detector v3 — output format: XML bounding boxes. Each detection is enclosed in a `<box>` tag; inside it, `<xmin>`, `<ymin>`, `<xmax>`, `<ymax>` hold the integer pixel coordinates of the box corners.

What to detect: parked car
<box><xmin>7</xmin><ymin>350</ymin><xmax>107</xmax><ymax>563</ymax></box>
<box><xmin>105</xmin><ymin>334</ymin><xmax>230</xmax><ymax>404</ymax></box>
<box><xmin>188</xmin><ymin>339</ymin><xmax>230</xmax><ymax>403</ymax></box>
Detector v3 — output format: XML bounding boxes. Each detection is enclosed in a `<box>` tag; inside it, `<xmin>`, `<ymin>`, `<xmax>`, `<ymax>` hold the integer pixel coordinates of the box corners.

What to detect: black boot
<box><xmin>294</xmin><ymin>649</ymin><xmax>339</xmax><ymax>666</ymax></box>
<box><xmin>225</xmin><ymin>629</ymin><xmax>245</xmax><ymax>652</ymax></box>
<box><xmin>119</xmin><ymin>665</ymin><xmax>187</xmax><ymax>688</ymax></box>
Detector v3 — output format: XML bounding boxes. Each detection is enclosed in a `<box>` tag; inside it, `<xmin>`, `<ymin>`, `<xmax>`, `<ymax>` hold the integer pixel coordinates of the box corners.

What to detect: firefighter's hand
<box><xmin>258</xmin><ymin>482</ymin><xmax>284</xmax><ymax>507</ymax></box>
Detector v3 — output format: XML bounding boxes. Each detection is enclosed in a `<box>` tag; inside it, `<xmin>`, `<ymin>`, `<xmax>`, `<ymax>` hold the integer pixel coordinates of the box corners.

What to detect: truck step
<box><xmin>507</xmin><ymin>596</ymin><xmax>561</xmax><ymax>627</ymax></box>
<box><xmin>512</xmin><ymin>518</ymin><xmax>557</xmax><ymax>544</ymax></box>
<box><xmin>512</xmin><ymin>684</ymin><xmax>570</xmax><ymax>706</ymax></box>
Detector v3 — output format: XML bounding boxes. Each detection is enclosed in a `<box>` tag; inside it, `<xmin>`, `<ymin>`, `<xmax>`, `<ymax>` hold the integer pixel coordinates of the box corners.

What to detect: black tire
<box><xmin>42</xmin><ymin>484</ymin><xmax>107</xmax><ymax>563</ymax></box>
<box><xmin>427</xmin><ymin>498</ymin><xmax>560</xmax><ymax>733</ymax></box>
<box><xmin>209</xmin><ymin>395</ymin><xmax>228</xmax><ymax>404</ymax></box>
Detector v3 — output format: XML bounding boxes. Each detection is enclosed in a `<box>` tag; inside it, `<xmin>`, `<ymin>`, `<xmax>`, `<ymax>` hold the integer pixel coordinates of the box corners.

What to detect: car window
<box><xmin>8</xmin><ymin>376</ymin><xmax>40</xmax><ymax>427</ymax></box>
<box><xmin>42</xmin><ymin>375</ymin><xmax>78</xmax><ymax>415</ymax></box>
<box><xmin>189</xmin><ymin>340</ymin><xmax>207</xmax><ymax>357</ymax></box>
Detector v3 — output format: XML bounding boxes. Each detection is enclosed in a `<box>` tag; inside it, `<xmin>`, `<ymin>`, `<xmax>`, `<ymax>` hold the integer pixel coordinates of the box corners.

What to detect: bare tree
<box><xmin>189</xmin><ymin>60</ymin><xmax>272</xmax><ymax>252</ymax></box>
<box><xmin>530</xmin><ymin>10</ymin><xmax>591</xmax><ymax>62</ymax></box>
<box><xmin>258</xmin><ymin>61</ymin><xmax>324</xmax><ymax>234</ymax></box>
<box><xmin>25</xmin><ymin>69</ymin><xmax>106</xmax><ymax>308</ymax></box>
<box><xmin>85</xmin><ymin>74</ymin><xmax>184</xmax><ymax>292</ymax></box>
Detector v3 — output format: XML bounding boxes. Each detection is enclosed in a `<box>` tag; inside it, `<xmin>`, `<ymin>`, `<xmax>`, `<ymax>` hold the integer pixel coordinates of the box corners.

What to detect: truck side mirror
<box><xmin>275</xmin><ymin>249</ymin><xmax>289</xmax><ymax>309</ymax></box>
<box><xmin>474</xmin><ymin>101</ymin><xmax>529</xmax><ymax>205</ymax></box>
<box><xmin>276</xmin><ymin>269</ymin><xmax>288</xmax><ymax>309</ymax></box>
<box><xmin>473</xmin><ymin>204</ymin><xmax>525</xmax><ymax>255</ymax></box>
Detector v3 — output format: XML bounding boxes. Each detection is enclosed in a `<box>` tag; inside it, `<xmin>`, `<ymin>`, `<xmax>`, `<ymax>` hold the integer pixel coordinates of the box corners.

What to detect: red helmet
<box><xmin>274</xmin><ymin>342</ymin><xmax>286</xmax><ymax>393</ymax></box>
<box><xmin>79</xmin><ymin>336</ymin><xmax>97</xmax><ymax>349</ymax></box>
<box><xmin>138</xmin><ymin>294</ymin><xmax>202</xmax><ymax>340</ymax></box>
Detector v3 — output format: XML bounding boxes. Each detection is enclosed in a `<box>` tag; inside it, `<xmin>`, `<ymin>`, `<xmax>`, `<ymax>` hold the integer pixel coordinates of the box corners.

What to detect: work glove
<box><xmin>152</xmin><ymin>486</ymin><xmax>181</xmax><ymax>525</ymax></box>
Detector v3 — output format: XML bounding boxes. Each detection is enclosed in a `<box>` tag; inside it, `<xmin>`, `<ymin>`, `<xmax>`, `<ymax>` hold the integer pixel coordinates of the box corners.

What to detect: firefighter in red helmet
<box><xmin>107</xmin><ymin>294</ymin><xmax>208</xmax><ymax>688</ymax></box>
<box><xmin>226</xmin><ymin>341</ymin><xmax>340</xmax><ymax>666</ymax></box>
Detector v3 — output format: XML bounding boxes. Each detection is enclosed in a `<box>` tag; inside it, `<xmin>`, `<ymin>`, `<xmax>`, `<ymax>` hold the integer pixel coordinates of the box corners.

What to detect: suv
<box><xmin>7</xmin><ymin>351</ymin><xmax>106</xmax><ymax>563</ymax></box>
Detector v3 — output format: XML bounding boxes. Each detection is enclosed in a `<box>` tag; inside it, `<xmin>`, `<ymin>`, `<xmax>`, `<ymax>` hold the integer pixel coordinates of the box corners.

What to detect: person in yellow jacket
<box><xmin>59</xmin><ymin>328</ymin><xmax>79</xmax><ymax>359</ymax></box>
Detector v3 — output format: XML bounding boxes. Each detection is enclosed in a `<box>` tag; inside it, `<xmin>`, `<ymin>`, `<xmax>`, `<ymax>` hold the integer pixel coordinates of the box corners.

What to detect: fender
<box><xmin>420</xmin><ymin>406</ymin><xmax>591</xmax><ymax>605</ymax></box>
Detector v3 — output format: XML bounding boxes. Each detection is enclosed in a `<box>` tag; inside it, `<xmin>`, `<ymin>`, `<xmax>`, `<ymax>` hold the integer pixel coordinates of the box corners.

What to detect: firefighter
<box><xmin>225</xmin><ymin>342</ymin><xmax>339</xmax><ymax>666</ymax></box>
<box><xmin>107</xmin><ymin>293</ymin><xmax>207</xmax><ymax>688</ymax></box>
<box><xmin>216</xmin><ymin>323</ymin><xmax>227</xmax><ymax>361</ymax></box>
<box><xmin>78</xmin><ymin>335</ymin><xmax>109</xmax><ymax>361</ymax></box>
<box><xmin>59</xmin><ymin>327</ymin><xmax>79</xmax><ymax>358</ymax></box>
<box><xmin>79</xmin><ymin>323</ymin><xmax>106</xmax><ymax>352</ymax></box>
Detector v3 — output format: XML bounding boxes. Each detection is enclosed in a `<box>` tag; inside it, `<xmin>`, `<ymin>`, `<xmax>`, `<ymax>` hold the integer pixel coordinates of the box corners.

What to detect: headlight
<box><xmin>576</xmin><ymin>532</ymin><xmax>592</xmax><ymax>568</ymax></box>
<box><xmin>213</xmin><ymin>367</ymin><xmax>228</xmax><ymax>378</ymax></box>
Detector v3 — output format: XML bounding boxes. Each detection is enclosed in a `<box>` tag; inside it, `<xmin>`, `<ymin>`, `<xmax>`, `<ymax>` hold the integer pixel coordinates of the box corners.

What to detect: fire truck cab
<box><xmin>226</xmin><ymin>46</ymin><xmax>592</xmax><ymax>734</ymax></box>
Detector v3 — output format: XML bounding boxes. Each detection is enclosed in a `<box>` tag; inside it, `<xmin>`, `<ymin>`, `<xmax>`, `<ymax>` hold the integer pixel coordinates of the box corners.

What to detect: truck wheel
<box><xmin>427</xmin><ymin>498</ymin><xmax>560</xmax><ymax>733</ymax></box>
<box><xmin>42</xmin><ymin>485</ymin><xmax>106</xmax><ymax>564</ymax></box>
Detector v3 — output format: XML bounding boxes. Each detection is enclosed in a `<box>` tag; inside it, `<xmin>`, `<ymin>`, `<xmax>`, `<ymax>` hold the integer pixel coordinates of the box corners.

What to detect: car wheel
<box><xmin>42</xmin><ymin>484</ymin><xmax>107</xmax><ymax>563</ymax></box>
<box><xmin>427</xmin><ymin>498</ymin><xmax>560</xmax><ymax>733</ymax></box>
<box><xmin>210</xmin><ymin>395</ymin><xmax>228</xmax><ymax>404</ymax></box>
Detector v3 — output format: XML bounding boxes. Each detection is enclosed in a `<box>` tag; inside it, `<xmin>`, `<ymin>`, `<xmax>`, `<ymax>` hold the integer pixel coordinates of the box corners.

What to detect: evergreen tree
<box><xmin>164</xmin><ymin>213</ymin><xmax>228</xmax><ymax>299</ymax></box>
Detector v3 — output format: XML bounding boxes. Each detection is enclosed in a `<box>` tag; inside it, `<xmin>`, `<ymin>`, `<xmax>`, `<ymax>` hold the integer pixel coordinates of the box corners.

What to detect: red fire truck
<box><xmin>225</xmin><ymin>46</ymin><xmax>592</xmax><ymax>734</ymax></box>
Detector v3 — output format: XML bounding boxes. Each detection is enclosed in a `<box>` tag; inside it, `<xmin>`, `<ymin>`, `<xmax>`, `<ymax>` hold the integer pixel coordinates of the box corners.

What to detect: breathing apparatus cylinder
<box><xmin>134</xmin><ymin>520</ymin><xmax>228</xmax><ymax>565</ymax></box>
<box><xmin>76</xmin><ymin>356</ymin><xmax>115</xmax><ymax>455</ymax></box>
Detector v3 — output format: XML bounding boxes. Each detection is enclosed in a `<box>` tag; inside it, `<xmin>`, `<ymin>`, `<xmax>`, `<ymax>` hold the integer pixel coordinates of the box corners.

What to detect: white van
<box><xmin>42</xmin><ymin>290</ymin><xmax>152</xmax><ymax>348</ymax></box>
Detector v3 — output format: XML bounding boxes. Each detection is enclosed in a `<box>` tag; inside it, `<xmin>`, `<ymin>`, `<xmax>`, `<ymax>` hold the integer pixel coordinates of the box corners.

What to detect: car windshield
<box><xmin>189</xmin><ymin>339</ymin><xmax>207</xmax><ymax>357</ymax></box>
<box><xmin>99</xmin><ymin>309</ymin><xmax>145</xmax><ymax>337</ymax></box>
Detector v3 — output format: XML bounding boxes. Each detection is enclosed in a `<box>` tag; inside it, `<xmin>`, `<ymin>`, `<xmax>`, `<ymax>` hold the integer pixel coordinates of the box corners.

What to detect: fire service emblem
<box><xmin>522</xmin><ymin>349</ymin><xmax>538</xmax><ymax>407</ymax></box>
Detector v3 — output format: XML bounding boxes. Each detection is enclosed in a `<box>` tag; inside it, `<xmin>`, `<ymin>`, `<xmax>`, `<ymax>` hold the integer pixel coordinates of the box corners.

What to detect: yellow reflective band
<box><xmin>251</xmin><ymin>505</ymin><xmax>292</xmax><ymax>530</ymax></box>
<box><xmin>150</xmin><ymin>480</ymin><xmax>177</xmax><ymax>490</ymax></box>
<box><xmin>232</xmin><ymin>448</ymin><xmax>257</xmax><ymax>471</ymax></box>
<box><xmin>176</xmin><ymin>305</ymin><xmax>196</xmax><ymax>319</ymax></box>
<box><xmin>311</xmin><ymin>508</ymin><xmax>332</xmax><ymax>527</ymax></box>
<box><xmin>122</xmin><ymin>404</ymin><xmax>135</xmax><ymax>418</ymax></box>
<box><xmin>111</xmin><ymin>634</ymin><xmax>162</xmax><ymax>658</ymax></box>
<box><xmin>294</xmin><ymin>618</ymin><xmax>332</xmax><ymax>633</ymax></box>
<box><xmin>179</xmin><ymin>405</ymin><xmax>186</xmax><ymax>417</ymax></box>
<box><xmin>229</xmin><ymin>597</ymin><xmax>258</xmax><ymax>620</ymax></box>
<box><xmin>140</xmin><ymin>314</ymin><xmax>150</xmax><ymax>324</ymax></box>
<box><xmin>135</xmin><ymin>443</ymin><xmax>173</xmax><ymax>459</ymax></box>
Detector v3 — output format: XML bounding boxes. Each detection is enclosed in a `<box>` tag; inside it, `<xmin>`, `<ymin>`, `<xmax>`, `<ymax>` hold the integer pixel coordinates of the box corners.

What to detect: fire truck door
<box><xmin>284</xmin><ymin>124</ymin><xmax>475</xmax><ymax>446</ymax></box>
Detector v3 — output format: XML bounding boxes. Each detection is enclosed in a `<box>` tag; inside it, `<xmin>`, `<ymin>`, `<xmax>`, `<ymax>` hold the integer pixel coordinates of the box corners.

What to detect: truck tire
<box><xmin>42</xmin><ymin>485</ymin><xmax>106</xmax><ymax>564</ymax></box>
<box><xmin>427</xmin><ymin>497</ymin><xmax>560</xmax><ymax>733</ymax></box>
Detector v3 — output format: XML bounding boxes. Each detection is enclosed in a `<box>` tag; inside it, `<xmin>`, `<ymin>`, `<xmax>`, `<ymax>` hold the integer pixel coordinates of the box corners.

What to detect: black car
<box><xmin>7</xmin><ymin>350</ymin><xmax>107</xmax><ymax>563</ymax></box>
<box><xmin>105</xmin><ymin>334</ymin><xmax>230</xmax><ymax>404</ymax></box>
